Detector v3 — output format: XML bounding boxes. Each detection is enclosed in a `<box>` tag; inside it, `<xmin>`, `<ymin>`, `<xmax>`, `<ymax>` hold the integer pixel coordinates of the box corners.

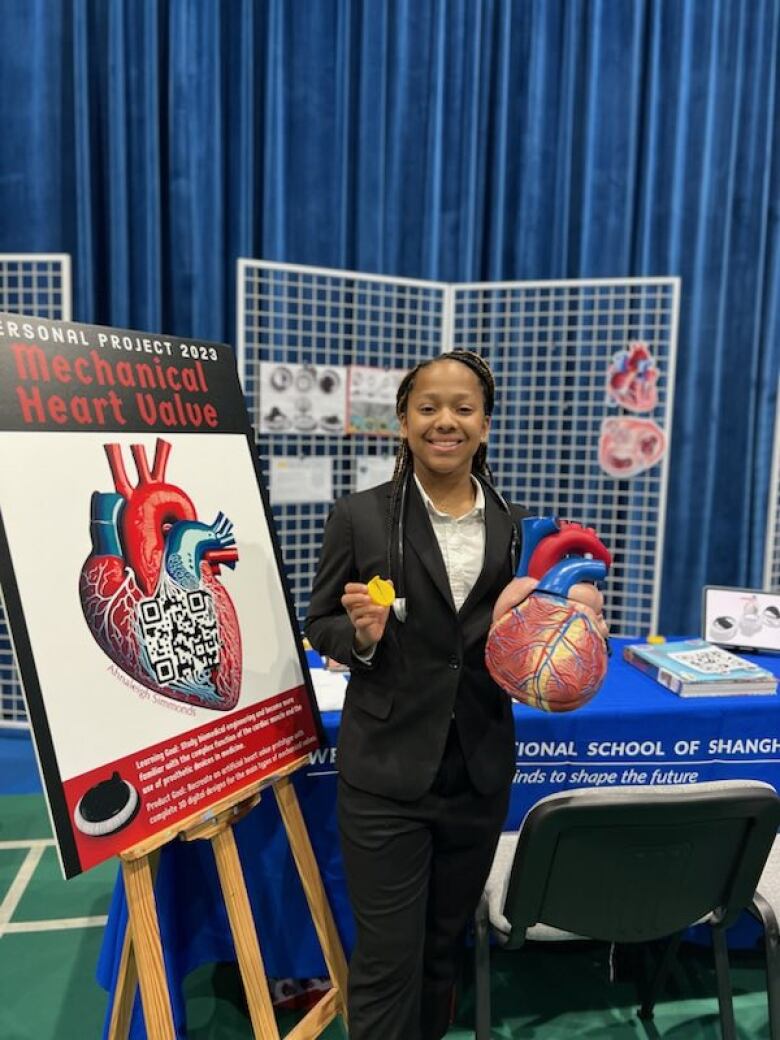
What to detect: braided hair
<box><xmin>386</xmin><ymin>349</ymin><xmax>499</xmax><ymax>594</ymax></box>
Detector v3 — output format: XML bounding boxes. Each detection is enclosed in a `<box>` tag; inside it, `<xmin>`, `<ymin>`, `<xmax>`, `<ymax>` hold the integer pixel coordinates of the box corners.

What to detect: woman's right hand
<box><xmin>341</xmin><ymin>582</ymin><xmax>392</xmax><ymax>652</ymax></box>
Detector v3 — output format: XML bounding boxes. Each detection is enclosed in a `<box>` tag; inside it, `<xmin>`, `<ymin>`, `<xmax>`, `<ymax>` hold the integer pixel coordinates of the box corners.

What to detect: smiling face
<box><xmin>399</xmin><ymin>359</ymin><xmax>490</xmax><ymax>483</ymax></box>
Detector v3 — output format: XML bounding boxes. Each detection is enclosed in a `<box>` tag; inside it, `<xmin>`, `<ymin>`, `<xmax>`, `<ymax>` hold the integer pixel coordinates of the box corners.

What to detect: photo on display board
<box><xmin>0</xmin><ymin>315</ymin><xmax>323</xmax><ymax>876</ymax></box>
<box><xmin>346</xmin><ymin>365</ymin><xmax>406</xmax><ymax>436</ymax></box>
<box><xmin>598</xmin><ymin>341</ymin><xmax>667</xmax><ymax>479</ymax></box>
<box><xmin>354</xmin><ymin>454</ymin><xmax>396</xmax><ymax>492</ymax></box>
<box><xmin>259</xmin><ymin>362</ymin><xmax>347</xmax><ymax>435</ymax></box>
<box><xmin>269</xmin><ymin>455</ymin><xmax>334</xmax><ymax>505</ymax></box>
<box><xmin>702</xmin><ymin>585</ymin><xmax>780</xmax><ymax>654</ymax></box>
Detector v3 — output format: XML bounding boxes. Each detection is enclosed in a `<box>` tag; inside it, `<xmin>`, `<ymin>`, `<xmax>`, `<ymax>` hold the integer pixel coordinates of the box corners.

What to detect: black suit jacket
<box><xmin>305</xmin><ymin>478</ymin><xmax>530</xmax><ymax>802</ymax></box>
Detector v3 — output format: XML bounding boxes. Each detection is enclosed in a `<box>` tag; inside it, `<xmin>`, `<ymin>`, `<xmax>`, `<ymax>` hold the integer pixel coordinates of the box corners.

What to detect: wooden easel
<box><xmin>106</xmin><ymin>754</ymin><xmax>348</xmax><ymax>1039</ymax></box>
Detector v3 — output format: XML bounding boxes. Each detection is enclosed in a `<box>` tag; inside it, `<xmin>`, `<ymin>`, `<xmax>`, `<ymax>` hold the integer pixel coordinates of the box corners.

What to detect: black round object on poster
<box><xmin>319</xmin><ymin>369</ymin><xmax>341</xmax><ymax>394</ymax></box>
<box><xmin>74</xmin><ymin>772</ymin><xmax>140</xmax><ymax>837</ymax></box>
<box><xmin>709</xmin><ymin>615</ymin><xmax>737</xmax><ymax>640</ymax></box>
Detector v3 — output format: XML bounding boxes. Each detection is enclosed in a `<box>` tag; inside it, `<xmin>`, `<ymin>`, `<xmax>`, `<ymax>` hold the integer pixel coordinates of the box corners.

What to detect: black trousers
<box><xmin>337</xmin><ymin>725</ymin><xmax>510</xmax><ymax>1040</ymax></box>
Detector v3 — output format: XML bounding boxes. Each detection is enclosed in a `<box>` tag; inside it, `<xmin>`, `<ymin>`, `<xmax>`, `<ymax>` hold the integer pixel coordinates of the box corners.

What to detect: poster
<box><xmin>354</xmin><ymin>454</ymin><xmax>396</xmax><ymax>493</ymax></box>
<box><xmin>269</xmin><ymin>456</ymin><xmax>333</xmax><ymax>505</ymax></box>
<box><xmin>259</xmin><ymin>361</ymin><xmax>347</xmax><ymax>435</ymax></box>
<box><xmin>346</xmin><ymin>365</ymin><xmax>406</xmax><ymax>436</ymax></box>
<box><xmin>0</xmin><ymin>314</ymin><xmax>322</xmax><ymax>876</ymax></box>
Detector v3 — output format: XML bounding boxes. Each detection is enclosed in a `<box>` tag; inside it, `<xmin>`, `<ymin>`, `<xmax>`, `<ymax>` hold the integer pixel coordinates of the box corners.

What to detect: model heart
<box><xmin>79</xmin><ymin>438</ymin><xmax>242</xmax><ymax>710</ymax></box>
<box><xmin>485</xmin><ymin>517</ymin><xmax>611</xmax><ymax>712</ymax></box>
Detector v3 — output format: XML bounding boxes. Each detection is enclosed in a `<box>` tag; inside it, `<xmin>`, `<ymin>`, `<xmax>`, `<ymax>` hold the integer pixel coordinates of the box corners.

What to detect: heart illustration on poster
<box><xmin>598</xmin><ymin>417</ymin><xmax>666</xmax><ymax>479</ymax></box>
<box><xmin>606</xmin><ymin>342</ymin><xmax>659</xmax><ymax>413</ymax></box>
<box><xmin>78</xmin><ymin>438</ymin><xmax>242</xmax><ymax>710</ymax></box>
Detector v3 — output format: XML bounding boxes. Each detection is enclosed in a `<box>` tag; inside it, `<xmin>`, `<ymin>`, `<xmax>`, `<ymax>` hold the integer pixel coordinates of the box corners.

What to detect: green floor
<box><xmin>0</xmin><ymin>795</ymin><xmax>117</xmax><ymax>1039</ymax></box>
<box><xmin>0</xmin><ymin>794</ymin><xmax>772</xmax><ymax>1038</ymax></box>
<box><xmin>183</xmin><ymin>944</ymin><xmax>772</xmax><ymax>1040</ymax></box>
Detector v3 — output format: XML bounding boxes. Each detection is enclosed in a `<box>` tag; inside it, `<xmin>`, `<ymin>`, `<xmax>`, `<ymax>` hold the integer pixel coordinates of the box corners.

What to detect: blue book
<box><xmin>623</xmin><ymin>638</ymin><xmax>777</xmax><ymax>697</ymax></box>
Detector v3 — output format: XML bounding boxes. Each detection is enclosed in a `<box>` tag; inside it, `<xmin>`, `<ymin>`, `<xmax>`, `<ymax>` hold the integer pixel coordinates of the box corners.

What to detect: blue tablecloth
<box><xmin>97</xmin><ymin>638</ymin><xmax>780</xmax><ymax>1038</ymax></box>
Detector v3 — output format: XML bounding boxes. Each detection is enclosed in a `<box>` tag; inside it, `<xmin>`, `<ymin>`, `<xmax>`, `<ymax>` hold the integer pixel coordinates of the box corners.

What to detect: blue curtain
<box><xmin>0</xmin><ymin>0</ymin><xmax>778</xmax><ymax>634</ymax></box>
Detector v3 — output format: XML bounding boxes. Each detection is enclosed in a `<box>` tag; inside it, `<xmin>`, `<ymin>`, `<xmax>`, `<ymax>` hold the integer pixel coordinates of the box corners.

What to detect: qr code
<box><xmin>137</xmin><ymin>579</ymin><xmax>220</xmax><ymax>692</ymax></box>
<box><xmin>670</xmin><ymin>647</ymin><xmax>758</xmax><ymax>675</ymax></box>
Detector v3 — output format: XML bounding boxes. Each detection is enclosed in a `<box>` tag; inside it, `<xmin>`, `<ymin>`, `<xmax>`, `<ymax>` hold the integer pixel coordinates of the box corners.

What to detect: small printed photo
<box><xmin>347</xmin><ymin>365</ymin><xmax>406</xmax><ymax>436</ymax></box>
<box><xmin>259</xmin><ymin>362</ymin><xmax>348</xmax><ymax>436</ymax></box>
<box><xmin>606</xmin><ymin>342</ymin><xmax>660</xmax><ymax>413</ymax></box>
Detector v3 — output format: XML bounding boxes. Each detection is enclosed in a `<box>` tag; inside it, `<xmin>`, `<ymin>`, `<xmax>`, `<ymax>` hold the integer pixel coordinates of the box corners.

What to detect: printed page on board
<box><xmin>0</xmin><ymin>314</ymin><xmax>323</xmax><ymax>877</ymax></box>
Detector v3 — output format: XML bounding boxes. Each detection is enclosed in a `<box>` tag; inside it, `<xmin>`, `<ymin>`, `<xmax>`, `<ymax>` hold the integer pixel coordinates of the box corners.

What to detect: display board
<box><xmin>0</xmin><ymin>314</ymin><xmax>322</xmax><ymax>876</ymax></box>
<box><xmin>238</xmin><ymin>261</ymin><xmax>679</xmax><ymax>638</ymax></box>
<box><xmin>764</xmin><ymin>375</ymin><xmax>780</xmax><ymax>592</ymax></box>
<box><xmin>0</xmin><ymin>254</ymin><xmax>71</xmax><ymax>729</ymax></box>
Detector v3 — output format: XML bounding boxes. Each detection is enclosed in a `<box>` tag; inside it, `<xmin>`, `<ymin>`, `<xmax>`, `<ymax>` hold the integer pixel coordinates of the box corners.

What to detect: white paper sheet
<box><xmin>269</xmin><ymin>456</ymin><xmax>333</xmax><ymax>504</ymax></box>
<box><xmin>310</xmin><ymin>669</ymin><xmax>348</xmax><ymax>712</ymax></box>
<box><xmin>355</xmin><ymin>454</ymin><xmax>396</xmax><ymax>492</ymax></box>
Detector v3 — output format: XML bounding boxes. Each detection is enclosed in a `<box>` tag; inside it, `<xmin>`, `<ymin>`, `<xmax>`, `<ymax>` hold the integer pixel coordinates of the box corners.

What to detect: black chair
<box><xmin>475</xmin><ymin>781</ymin><xmax>780</xmax><ymax>1040</ymax></box>
<box><xmin>749</xmin><ymin>834</ymin><xmax>780</xmax><ymax>1039</ymax></box>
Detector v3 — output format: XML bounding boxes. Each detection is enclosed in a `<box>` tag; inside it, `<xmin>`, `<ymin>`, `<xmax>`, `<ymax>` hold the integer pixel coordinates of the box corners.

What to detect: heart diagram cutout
<box><xmin>79</xmin><ymin>438</ymin><xmax>242</xmax><ymax>710</ymax></box>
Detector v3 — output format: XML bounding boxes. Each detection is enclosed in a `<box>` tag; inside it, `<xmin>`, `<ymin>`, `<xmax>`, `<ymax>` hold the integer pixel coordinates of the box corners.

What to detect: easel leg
<box><xmin>106</xmin><ymin>920</ymin><xmax>138</xmax><ymax>1040</ymax></box>
<box><xmin>274</xmin><ymin>777</ymin><xmax>349</xmax><ymax>1025</ymax></box>
<box><xmin>121</xmin><ymin>855</ymin><xmax>176</xmax><ymax>1040</ymax></box>
<box><xmin>109</xmin><ymin>850</ymin><xmax>164</xmax><ymax>1039</ymax></box>
<box><xmin>212</xmin><ymin>825</ymin><xmax>281</xmax><ymax>1040</ymax></box>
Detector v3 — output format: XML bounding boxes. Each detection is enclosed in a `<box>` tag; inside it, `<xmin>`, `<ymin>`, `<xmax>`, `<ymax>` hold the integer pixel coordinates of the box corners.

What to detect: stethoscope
<box><xmin>391</xmin><ymin>469</ymin><xmax>520</xmax><ymax>623</ymax></box>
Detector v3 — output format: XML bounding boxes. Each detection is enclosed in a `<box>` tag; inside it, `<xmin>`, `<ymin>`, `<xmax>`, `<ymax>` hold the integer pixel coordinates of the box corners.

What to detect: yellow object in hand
<box><xmin>367</xmin><ymin>575</ymin><xmax>395</xmax><ymax>607</ymax></box>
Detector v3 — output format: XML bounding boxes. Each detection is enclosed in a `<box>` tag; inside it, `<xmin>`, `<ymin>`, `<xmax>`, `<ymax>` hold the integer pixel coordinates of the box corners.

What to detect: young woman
<box><xmin>305</xmin><ymin>351</ymin><xmax>604</xmax><ymax>1039</ymax></box>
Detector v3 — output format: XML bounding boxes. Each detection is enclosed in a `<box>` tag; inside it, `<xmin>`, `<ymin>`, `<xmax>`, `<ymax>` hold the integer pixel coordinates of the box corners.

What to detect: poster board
<box><xmin>0</xmin><ymin>313</ymin><xmax>323</xmax><ymax>877</ymax></box>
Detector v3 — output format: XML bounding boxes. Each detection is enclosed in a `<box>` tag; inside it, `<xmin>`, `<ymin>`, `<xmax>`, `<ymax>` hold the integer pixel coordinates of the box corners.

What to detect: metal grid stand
<box><xmin>0</xmin><ymin>254</ymin><xmax>72</xmax><ymax>728</ymax></box>
<box><xmin>238</xmin><ymin>260</ymin><xmax>448</xmax><ymax>619</ymax></box>
<box><xmin>452</xmin><ymin>278</ymin><xmax>680</xmax><ymax>639</ymax></box>
<box><xmin>238</xmin><ymin>261</ymin><xmax>679</xmax><ymax>638</ymax></box>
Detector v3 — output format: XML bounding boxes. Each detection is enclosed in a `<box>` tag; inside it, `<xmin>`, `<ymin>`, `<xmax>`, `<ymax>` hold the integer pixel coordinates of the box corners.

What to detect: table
<box><xmin>97</xmin><ymin>639</ymin><xmax>780</xmax><ymax>1038</ymax></box>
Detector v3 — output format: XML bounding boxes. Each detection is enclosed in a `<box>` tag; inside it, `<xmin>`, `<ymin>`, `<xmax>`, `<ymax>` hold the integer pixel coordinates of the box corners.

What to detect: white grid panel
<box><xmin>0</xmin><ymin>254</ymin><xmax>72</xmax><ymax>728</ymax></box>
<box><xmin>239</xmin><ymin>262</ymin><xmax>680</xmax><ymax>639</ymax></box>
<box><xmin>238</xmin><ymin>260</ymin><xmax>448</xmax><ymax>622</ymax></box>
<box><xmin>764</xmin><ymin>376</ymin><xmax>780</xmax><ymax>591</ymax></box>
<box><xmin>453</xmin><ymin>278</ymin><xmax>680</xmax><ymax>639</ymax></box>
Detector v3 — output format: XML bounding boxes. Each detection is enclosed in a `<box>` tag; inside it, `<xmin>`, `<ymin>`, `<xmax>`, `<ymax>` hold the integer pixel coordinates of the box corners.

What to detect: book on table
<box><xmin>622</xmin><ymin>638</ymin><xmax>778</xmax><ymax>697</ymax></box>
